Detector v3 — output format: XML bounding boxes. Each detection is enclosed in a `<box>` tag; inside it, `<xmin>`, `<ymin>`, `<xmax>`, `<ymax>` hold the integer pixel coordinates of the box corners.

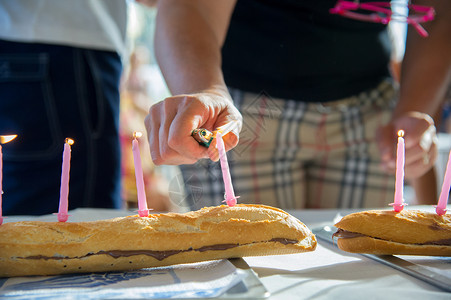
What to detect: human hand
<box><xmin>144</xmin><ymin>90</ymin><xmax>242</xmax><ymax>165</ymax></box>
<box><xmin>376</xmin><ymin>112</ymin><xmax>438</xmax><ymax>180</ymax></box>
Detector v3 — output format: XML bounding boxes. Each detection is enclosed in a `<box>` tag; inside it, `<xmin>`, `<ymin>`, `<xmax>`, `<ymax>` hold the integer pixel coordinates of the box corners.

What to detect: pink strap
<box><xmin>330</xmin><ymin>1</ymin><xmax>435</xmax><ymax>37</ymax></box>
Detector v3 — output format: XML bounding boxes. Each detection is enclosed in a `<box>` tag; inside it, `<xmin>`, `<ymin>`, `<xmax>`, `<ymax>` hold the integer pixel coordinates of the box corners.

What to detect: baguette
<box><xmin>0</xmin><ymin>204</ymin><xmax>316</xmax><ymax>277</ymax></box>
<box><xmin>333</xmin><ymin>209</ymin><xmax>451</xmax><ymax>256</ymax></box>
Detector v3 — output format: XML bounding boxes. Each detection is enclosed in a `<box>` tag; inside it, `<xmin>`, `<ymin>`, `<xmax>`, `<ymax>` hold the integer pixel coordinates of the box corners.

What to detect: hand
<box><xmin>376</xmin><ymin>112</ymin><xmax>438</xmax><ymax>180</ymax></box>
<box><xmin>144</xmin><ymin>90</ymin><xmax>242</xmax><ymax>165</ymax></box>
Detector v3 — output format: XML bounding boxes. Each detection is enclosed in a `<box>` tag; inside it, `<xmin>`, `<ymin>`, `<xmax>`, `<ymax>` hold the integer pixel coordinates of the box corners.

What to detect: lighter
<box><xmin>191</xmin><ymin>128</ymin><xmax>214</xmax><ymax>147</ymax></box>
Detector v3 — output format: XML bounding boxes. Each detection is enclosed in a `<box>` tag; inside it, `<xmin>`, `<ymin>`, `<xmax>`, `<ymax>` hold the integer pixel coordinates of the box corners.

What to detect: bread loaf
<box><xmin>333</xmin><ymin>210</ymin><xmax>451</xmax><ymax>256</ymax></box>
<box><xmin>0</xmin><ymin>204</ymin><xmax>316</xmax><ymax>277</ymax></box>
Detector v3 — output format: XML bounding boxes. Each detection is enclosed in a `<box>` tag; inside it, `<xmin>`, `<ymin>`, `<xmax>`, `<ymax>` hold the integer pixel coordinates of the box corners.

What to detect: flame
<box><xmin>213</xmin><ymin>120</ymin><xmax>240</xmax><ymax>138</ymax></box>
<box><xmin>216</xmin><ymin>121</ymin><xmax>238</xmax><ymax>136</ymax></box>
<box><xmin>214</xmin><ymin>129</ymin><xmax>222</xmax><ymax>136</ymax></box>
<box><xmin>0</xmin><ymin>135</ymin><xmax>17</xmax><ymax>144</ymax></box>
<box><xmin>65</xmin><ymin>138</ymin><xmax>75</xmax><ymax>146</ymax></box>
<box><xmin>133</xmin><ymin>131</ymin><xmax>143</xmax><ymax>139</ymax></box>
<box><xmin>397</xmin><ymin>130</ymin><xmax>405</xmax><ymax>138</ymax></box>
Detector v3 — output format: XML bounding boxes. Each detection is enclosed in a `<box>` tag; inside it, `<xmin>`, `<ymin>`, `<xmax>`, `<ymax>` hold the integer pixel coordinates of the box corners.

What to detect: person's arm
<box><xmin>377</xmin><ymin>0</ymin><xmax>451</xmax><ymax>180</ymax></box>
<box><xmin>395</xmin><ymin>0</ymin><xmax>451</xmax><ymax>118</ymax></box>
<box><xmin>145</xmin><ymin>0</ymin><xmax>240</xmax><ymax>165</ymax></box>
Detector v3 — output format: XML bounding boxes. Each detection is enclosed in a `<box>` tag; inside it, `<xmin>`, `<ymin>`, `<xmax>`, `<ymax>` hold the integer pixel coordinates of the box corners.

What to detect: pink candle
<box><xmin>132</xmin><ymin>132</ymin><xmax>149</xmax><ymax>217</ymax></box>
<box><xmin>0</xmin><ymin>144</ymin><xmax>3</xmax><ymax>225</ymax></box>
<box><xmin>57</xmin><ymin>138</ymin><xmax>74</xmax><ymax>222</ymax></box>
<box><xmin>436</xmin><ymin>150</ymin><xmax>451</xmax><ymax>215</ymax></box>
<box><xmin>390</xmin><ymin>130</ymin><xmax>406</xmax><ymax>212</ymax></box>
<box><xmin>216</xmin><ymin>132</ymin><xmax>238</xmax><ymax>207</ymax></box>
<box><xmin>0</xmin><ymin>135</ymin><xmax>18</xmax><ymax>225</ymax></box>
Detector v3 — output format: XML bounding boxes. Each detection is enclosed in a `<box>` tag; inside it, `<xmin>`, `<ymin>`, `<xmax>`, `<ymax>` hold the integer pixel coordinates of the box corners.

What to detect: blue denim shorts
<box><xmin>0</xmin><ymin>40</ymin><xmax>122</xmax><ymax>215</ymax></box>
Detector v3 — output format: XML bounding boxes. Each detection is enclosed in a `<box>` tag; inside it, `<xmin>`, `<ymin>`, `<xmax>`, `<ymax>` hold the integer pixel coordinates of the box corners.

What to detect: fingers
<box><xmin>145</xmin><ymin>92</ymin><xmax>242</xmax><ymax>165</ymax></box>
<box><xmin>377</xmin><ymin>112</ymin><xmax>438</xmax><ymax>179</ymax></box>
<box><xmin>158</xmin><ymin>104</ymin><xmax>190</xmax><ymax>165</ymax></box>
<box><xmin>403</xmin><ymin>126</ymin><xmax>438</xmax><ymax>180</ymax></box>
<box><xmin>206</xmin><ymin>131</ymin><xmax>239</xmax><ymax>162</ymax></box>
<box><xmin>207</xmin><ymin>143</ymin><xmax>219</xmax><ymax>162</ymax></box>
<box><xmin>402</xmin><ymin>113</ymin><xmax>435</xmax><ymax>148</ymax></box>
<box><xmin>206</xmin><ymin>118</ymin><xmax>241</xmax><ymax>161</ymax></box>
<box><xmin>398</xmin><ymin>115</ymin><xmax>437</xmax><ymax>179</ymax></box>
<box><xmin>144</xmin><ymin>107</ymin><xmax>161</xmax><ymax>163</ymax></box>
<box><xmin>146</xmin><ymin>98</ymin><xmax>202</xmax><ymax>165</ymax></box>
<box><xmin>404</xmin><ymin>144</ymin><xmax>438</xmax><ymax>180</ymax></box>
<box><xmin>169</xmin><ymin>97</ymin><xmax>210</xmax><ymax>161</ymax></box>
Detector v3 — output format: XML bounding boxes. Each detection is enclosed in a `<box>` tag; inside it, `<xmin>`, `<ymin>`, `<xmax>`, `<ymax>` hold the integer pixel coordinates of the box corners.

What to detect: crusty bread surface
<box><xmin>334</xmin><ymin>210</ymin><xmax>451</xmax><ymax>256</ymax></box>
<box><xmin>335</xmin><ymin>210</ymin><xmax>451</xmax><ymax>244</ymax></box>
<box><xmin>0</xmin><ymin>204</ymin><xmax>316</xmax><ymax>277</ymax></box>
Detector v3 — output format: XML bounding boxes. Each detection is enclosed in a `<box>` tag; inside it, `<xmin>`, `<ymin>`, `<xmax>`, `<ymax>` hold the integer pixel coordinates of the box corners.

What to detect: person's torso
<box><xmin>222</xmin><ymin>0</ymin><xmax>392</xmax><ymax>102</ymax></box>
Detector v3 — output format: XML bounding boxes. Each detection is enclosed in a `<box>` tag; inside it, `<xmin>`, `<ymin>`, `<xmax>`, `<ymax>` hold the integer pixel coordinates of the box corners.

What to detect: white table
<box><xmin>245</xmin><ymin>207</ymin><xmax>451</xmax><ymax>299</ymax></box>
<box><xmin>2</xmin><ymin>206</ymin><xmax>450</xmax><ymax>299</ymax></box>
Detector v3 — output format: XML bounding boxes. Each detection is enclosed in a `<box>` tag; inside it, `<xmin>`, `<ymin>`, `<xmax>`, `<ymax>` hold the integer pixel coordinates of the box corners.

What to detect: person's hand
<box><xmin>376</xmin><ymin>112</ymin><xmax>438</xmax><ymax>180</ymax></box>
<box><xmin>144</xmin><ymin>90</ymin><xmax>242</xmax><ymax>165</ymax></box>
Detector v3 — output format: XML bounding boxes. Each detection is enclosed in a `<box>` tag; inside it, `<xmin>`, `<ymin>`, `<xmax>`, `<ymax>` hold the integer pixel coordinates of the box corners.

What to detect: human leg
<box><xmin>0</xmin><ymin>40</ymin><xmax>122</xmax><ymax>215</ymax></box>
<box><xmin>305</xmin><ymin>81</ymin><xmax>397</xmax><ymax>208</ymax></box>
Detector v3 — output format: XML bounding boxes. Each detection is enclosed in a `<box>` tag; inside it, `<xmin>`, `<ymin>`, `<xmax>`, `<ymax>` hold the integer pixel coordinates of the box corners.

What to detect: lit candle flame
<box><xmin>65</xmin><ymin>138</ymin><xmax>75</xmax><ymax>146</ymax></box>
<box><xmin>133</xmin><ymin>131</ymin><xmax>143</xmax><ymax>139</ymax></box>
<box><xmin>0</xmin><ymin>135</ymin><xmax>17</xmax><ymax>145</ymax></box>
<box><xmin>214</xmin><ymin>120</ymin><xmax>239</xmax><ymax>138</ymax></box>
<box><xmin>397</xmin><ymin>130</ymin><xmax>405</xmax><ymax>138</ymax></box>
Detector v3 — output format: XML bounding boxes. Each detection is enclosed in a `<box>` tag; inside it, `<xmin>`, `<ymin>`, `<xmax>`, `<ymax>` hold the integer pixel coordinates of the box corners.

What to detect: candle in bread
<box><xmin>333</xmin><ymin>209</ymin><xmax>451</xmax><ymax>256</ymax></box>
<box><xmin>132</xmin><ymin>132</ymin><xmax>149</xmax><ymax>217</ymax></box>
<box><xmin>0</xmin><ymin>144</ymin><xmax>3</xmax><ymax>225</ymax></box>
<box><xmin>57</xmin><ymin>138</ymin><xmax>74</xmax><ymax>222</ymax></box>
<box><xmin>0</xmin><ymin>204</ymin><xmax>317</xmax><ymax>277</ymax></box>
<box><xmin>436</xmin><ymin>150</ymin><xmax>451</xmax><ymax>215</ymax></box>
<box><xmin>216</xmin><ymin>131</ymin><xmax>238</xmax><ymax>206</ymax></box>
<box><xmin>391</xmin><ymin>130</ymin><xmax>405</xmax><ymax>212</ymax></box>
<box><xmin>0</xmin><ymin>135</ymin><xmax>17</xmax><ymax>225</ymax></box>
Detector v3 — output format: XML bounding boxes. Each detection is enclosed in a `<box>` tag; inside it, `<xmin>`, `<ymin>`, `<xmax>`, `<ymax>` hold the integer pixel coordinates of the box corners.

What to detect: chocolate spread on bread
<box><xmin>22</xmin><ymin>238</ymin><xmax>299</xmax><ymax>261</ymax></box>
<box><xmin>333</xmin><ymin>229</ymin><xmax>451</xmax><ymax>246</ymax></box>
<box><xmin>332</xmin><ymin>229</ymin><xmax>365</xmax><ymax>239</ymax></box>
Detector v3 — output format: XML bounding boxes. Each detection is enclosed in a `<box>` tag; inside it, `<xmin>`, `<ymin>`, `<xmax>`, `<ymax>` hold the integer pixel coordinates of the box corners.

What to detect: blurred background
<box><xmin>119</xmin><ymin>1</ymin><xmax>174</xmax><ymax>212</ymax></box>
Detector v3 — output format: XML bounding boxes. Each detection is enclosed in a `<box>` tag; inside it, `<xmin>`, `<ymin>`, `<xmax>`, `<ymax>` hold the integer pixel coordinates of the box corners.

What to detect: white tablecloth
<box><xmin>245</xmin><ymin>206</ymin><xmax>451</xmax><ymax>299</ymax></box>
<box><xmin>2</xmin><ymin>206</ymin><xmax>450</xmax><ymax>299</ymax></box>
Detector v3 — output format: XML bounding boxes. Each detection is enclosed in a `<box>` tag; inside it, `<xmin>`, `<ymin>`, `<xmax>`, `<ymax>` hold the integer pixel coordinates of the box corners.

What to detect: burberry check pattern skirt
<box><xmin>179</xmin><ymin>80</ymin><xmax>397</xmax><ymax>210</ymax></box>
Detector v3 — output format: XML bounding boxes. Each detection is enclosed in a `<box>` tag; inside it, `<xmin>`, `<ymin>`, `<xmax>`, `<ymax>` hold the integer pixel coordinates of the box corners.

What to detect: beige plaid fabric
<box><xmin>180</xmin><ymin>80</ymin><xmax>397</xmax><ymax>210</ymax></box>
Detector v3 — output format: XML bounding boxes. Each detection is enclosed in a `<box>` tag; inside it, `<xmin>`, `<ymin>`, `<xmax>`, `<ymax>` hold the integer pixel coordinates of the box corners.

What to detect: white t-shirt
<box><xmin>0</xmin><ymin>0</ymin><xmax>128</xmax><ymax>56</ymax></box>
